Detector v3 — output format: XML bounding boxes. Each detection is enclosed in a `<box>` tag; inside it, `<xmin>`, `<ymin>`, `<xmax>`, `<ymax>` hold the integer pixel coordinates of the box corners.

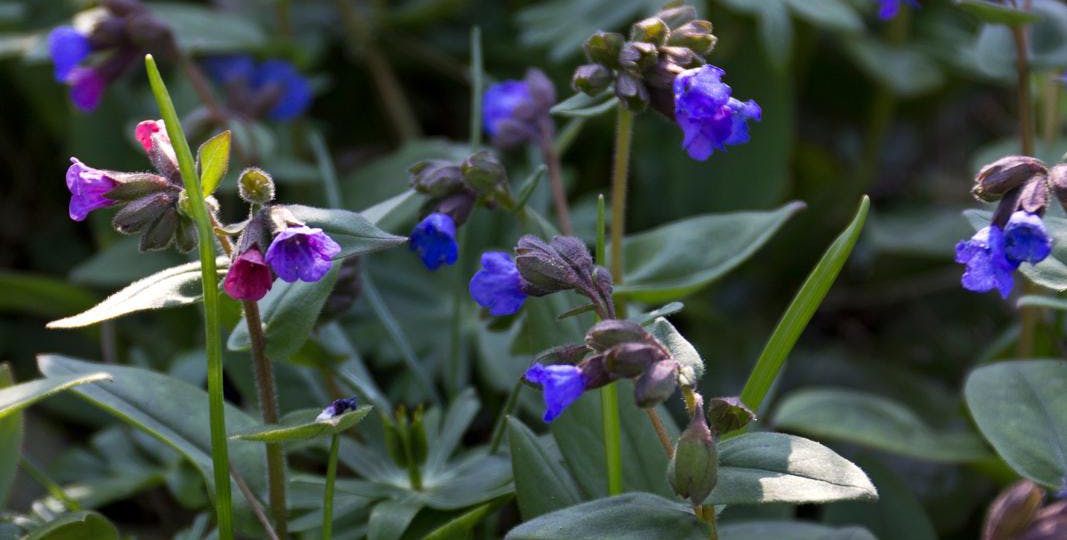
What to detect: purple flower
<box><xmin>673</xmin><ymin>65</ymin><xmax>761</xmax><ymax>161</ymax></box>
<box><xmin>66</xmin><ymin>158</ymin><xmax>117</xmax><ymax>221</ymax></box>
<box><xmin>223</xmin><ymin>247</ymin><xmax>274</xmax><ymax>301</ymax></box>
<box><xmin>203</xmin><ymin>55</ymin><xmax>256</xmax><ymax>86</ymax></box>
<box><xmin>525</xmin><ymin>363</ymin><xmax>585</xmax><ymax>422</ymax></box>
<box><xmin>956</xmin><ymin>225</ymin><xmax>1019</xmax><ymax>299</ymax></box>
<box><xmin>265</xmin><ymin>226</ymin><xmax>341</xmax><ymax>282</ymax></box>
<box><xmin>66</xmin><ymin>67</ymin><xmax>106</xmax><ymax>112</ymax></box>
<box><xmin>470</xmin><ymin>252</ymin><xmax>527</xmax><ymax>316</ymax></box>
<box><xmin>203</xmin><ymin>56</ymin><xmax>312</xmax><ymax>121</ymax></box>
<box><xmin>1004</xmin><ymin>211</ymin><xmax>1052</xmax><ymax>265</ymax></box>
<box><xmin>316</xmin><ymin>397</ymin><xmax>359</xmax><ymax>421</ymax></box>
<box><xmin>483</xmin><ymin>80</ymin><xmax>532</xmax><ymax>137</ymax></box>
<box><xmin>254</xmin><ymin>60</ymin><xmax>312</xmax><ymax>121</ymax></box>
<box><xmin>409</xmin><ymin>213</ymin><xmax>458</xmax><ymax>270</ymax></box>
<box><xmin>48</xmin><ymin>26</ymin><xmax>91</xmax><ymax>82</ymax></box>
<box><xmin>878</xmin><ymin>0</ymin><xmax>920</xmax><ymax>21</ymax></box>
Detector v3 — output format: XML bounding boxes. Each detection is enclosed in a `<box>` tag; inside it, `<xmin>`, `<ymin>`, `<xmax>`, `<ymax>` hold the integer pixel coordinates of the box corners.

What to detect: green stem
<box><xmin>323</xmin><ymin>434</ymin><xmax>340</xmax><ymax>540</ymax></box>
<box><xmin>610</xmin><ymin>106</ymin><xmax>634</xmax><ymax>317</ymax></box>
<box><xmin>705</xmin><ymin>505</ymin><xmax>718</xmax><ymax>540</ymax></box>
<box><xmin>489</xmin><ymin>376</ymin><xmax>525</xmax><ymax>454</ymax></box>
<box><xmin>1013</xmin><ymin>12</ymin><xmax>1038</xmax><ymax>358</ymax></box>
<box><xmin>20</xmin><ymin>456</ymin><xmax>80</xmax><ymax>511</ymax></box>
<box><xmin>600</xmin><ymin>384</ymin><xmax>623</xmax><ymax>495</ymax></box>
<box><xmin>469</xmin><ymin>26</ymin><xmax>483</xmax><ymax>151</ymax></box>
<box><xmin>145</xmin><ymin>55</ymin><xmax>233</xmax><ymax>540</ymax></box>
<box><xmin>447</xmin><ymin>225</ymin><xmax>469</xmax><ymax>397</ymax></box>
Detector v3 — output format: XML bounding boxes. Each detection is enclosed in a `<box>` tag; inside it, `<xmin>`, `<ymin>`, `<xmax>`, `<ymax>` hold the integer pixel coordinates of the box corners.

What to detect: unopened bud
<box><xmin>634</xmin><ymin>360</ymin><xmax>679</xmax><ymax>408</ymax></box>
<box><xmin>238</xmin><ymin>167</ymin><xmax>276</xmax><ymax>205</ymax></box>
<box><xmin>668</xmin><ymin>395</ymin><xmax>718</xmax><ymax>506</ymax></box>
<box><xmin>618</xmin><ymin>42</ymin><xmax>659</xmax><ymax>73</ymax></box>
<box><xmin>973</xmin><ymin>155</ymin><xmax>1047</xmax><ymax>202</ymax></box>
<box><xmin>585</xmin><ymin>319</ymin><xmax>648</xmax><ymax>351</ymax></box>
<box><xmin>668</xmin><ymin>20</ymin><xmax>716</xmax><ymax>56</ymax></box>
<box><xmin>105</xmin><ymin>173</ymin><xmax>172</xmax><ymax>202</ymax></box>
<box><xmin>1050</xmin><ymin>164</ymin><xmax>1067</xmax><ymax>212</ymax></box>
<box><xmin>605</xmin><ymin>342</ymin><xmax>662</xmax><ymax>378</ymax></box>
<box><xmin>630</xmin><ymin>17</ymin><xmax>670</xmax><ymax>46</ymax></box>
<box><xmin>535</xmin><ymin>344</ymin><xmax>590</xmax><ymax>366</ymax></box>
<box><xmin>409</xmin><ymin>160</ymin><xmax>464</xmax><ymax>198</ymax></box>
<box><xmin>707</xmin><ymin>396</ymin><xmax>756</xmax><ymax>434</ymax></box>
<box><xmin>139</xmin><ymin>207</ymin><xmax>179</xmax><ymax>251</ymax></box>
<box><xmin>584</xmin><ymin>31</ymin><xmax>625</xmax><ymax>67</ymax></box>
<box><xmin>657</xmin><ymin>5</ymin><xmax>697</xmax><ymax>28</ymax></box>
<box><xmin>982</xmin><ymin>480</ymin><xmax>1044</xmax><ymax>540</ymax></box>
<box><xmin>112</xmin><ymin>192</ymin><xmax>173</xmax><ymax>235</ymax></box>
<box><xmin>432</xmin><ymin>191</ymin><xmax>477</xmax><ymax>227</ymax></box>
<box><xmin>514</xmin><ymin>235</ymin><xmax>583</xmax><ymax>296</ymax></box>
<box><xmin>578</xmin><ymin>353</ymin><xmax>616</xmax><ymax>390</ymax></box>
<box><xmin>614</xmin><ymin>72</ymin><xmax>650</xmax><ymax>111</ymax></box>
<box><xmin>461</xmin><ymin>151</ymin><xmax>509</xmax><ymax>198</ymax></box>
<box><xmin>573</xmin><ymin>64</ymin><xmax>613</xmax><ymax>96</ymax></box>
<box><xmin>175</xmin><ymin>219</ymin><xmax>197</xmax><ymax>253</ymax></box>
<box><xmin>524</xmin><ymin>68</ymin><xmax>557</xmax><ymax>111</ymax></box>
<box><xmin>1018</xmin><ymin>175</ymin><xmax>1050</xmax><ymax>216</ymax></box>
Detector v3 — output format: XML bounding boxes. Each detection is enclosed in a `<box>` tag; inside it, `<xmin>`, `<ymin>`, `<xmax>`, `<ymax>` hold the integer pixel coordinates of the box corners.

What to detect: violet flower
<box><xmin>316</xmin><ymin>397</ymin><xmax>359</xmax><ymax>421</ymax></box>
<box><xmin>265</xmin><ymin>226</ymin><xmax>341</xmax><ymax>282</ymax></box>
<box><xmin>877</xmin><ymin>0</ymin><xmax>920</xmax><ymax>21</ymax></box>
<box><xmin>673</xmin><ymin>65</ymin><xmax>761</xmax><ymax>161</ymax></box>
<box><xmin>469</xmin><ymin>251</ymin><xmax>527</xmax><ymax>316</ymax></box>
<box><xmin>955</xmin><ymin>225</ymin><xmax>1019</xmax><ymax>299</ymax></box>
<box><xmin>66</xmin><ymin>158</ymin><xmax>117</xmax><ymax>221</ymax></box>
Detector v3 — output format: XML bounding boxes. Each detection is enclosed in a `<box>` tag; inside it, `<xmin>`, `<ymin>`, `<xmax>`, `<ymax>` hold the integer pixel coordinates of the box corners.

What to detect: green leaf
<box><xmin>772</xmin><ymin>388</ymin><xmax>990</xmax><ymax>463</ymax></box>
<box><xmin>36</xmin><ymin>355</ymin><xmax>267</xmax><ymax>534</ymax></box>
<box><xmin>614</xmin><ymin>201</ymin><xmax>806</xmax><ymax>302</ymax></box>
<box><xmin>1018</xmin><ymin>295</ymin><xmax>1067</xmax><ymax>310</ymax></box>
<box><xmin>147</xmin><ymin>3</ymin><xmax>266</xmax><ymax>53</ymax></box>
<box><xmin>967</xmin><ymin>0</ymin><xmax>1067</xmax><ymax>78</ymax></box>
<box><xmin>423</xmin><ymin>497</ymin><xmax>509</xmax><ymax>540</ymax></box>
<box><xmin>507</xmin><ymin>417</ymin><xmax>582</xmax><ymax>520</ymax></box>
<box><xmin>550</xmin><ymin>92</ymin><xmax>619</xmax><ymax>118</ymax></box>
<box><xmin>504</xmin><ymin>492</ymin><xmax>708</xmax><ymax>540</ymax></box>
<box><xmin>0</xmin><ymin>365</ymin><xmax>21</xmax><ymax>507</ymax></box>
<box><xmin>0</xmin><ymin>272</ymin><xmax>97</xmax><ymax>319</ymax></box>
<box><xmin>69</xmin><ymin>238</ymin><xmax>186</xmax><ymax>288</ymax></box>
<box><xmin>709</xmin><ymin>432</ymin><xmax>877</xmax><ymax>505</ymax></box>
<box><xmin>197</xmin><ymin>130</ymin><xmax>231</xmax><ymax>197</ymax></box>
<box><xmin>0</xmin><ymin>372</ymin><xmax>111</xmax><ymax>420</ymax></box>
<box><xmin>719</xmin><ymin>521</ymin><xmax>876</xmax><ymax>540</ymax></box>
<box><xmin>286</xmin><ymin>205</ymin><xmax>408</xmax><ymax>259</ymax></box>
<box><xmin>738</xmin><ymin>196</ymin><xmax>869</xmax><ymax>414</ymax></box>
<box><xmin>784</xmin><ymin>0</ymin><xmax>862</xmax><ymax>33</ymax></box>
<box><xmin>956</xmin><ymin>0</ymin><xmax>1041</xmax><ymax>25</ymax></box>
<box><xmin>515</xmin><ymin>0</ymin><xmax>657</xmax><ymax>62</ymax></box>
<box><xmin>230</xmin><ymin>406</ymin><xmax>371</xmax><ymax>442</ymax></box>
<box><xmin>845</xmin><ymin>39</ymin><xmax>944</xmax><ymax>97</ymax></box>
<box><xmin>25</xmin><ymin>511</ymin><xmax>118</xmax><ymax>540</ymax></box>
<box><xmin>648</xmin><ymin>317</ymin><xmax>703</xmax><ymax>388</ymax></box>
<box><xmin>822</xmin><ymin>456</ymin><xmax>938</xmax><ymax>540</ymax></box>
<box><xmin>228</xmin><ymin>265</ymin><xmax>341</xmax><ymax>360</ymax></box>
<box><xmin>368</xmin><ymin>498</ymin><xmax>422</xmax><ymax>540</ymax></box>
<box><xmin>46</xmin><ymin>259</ymin><xmax>228</xmax><ymax>329</ymax></box>
<box><xmin>965</xmin><ymin>359</ymin><xmax>1067</xmax><ymax>488</ymax></box>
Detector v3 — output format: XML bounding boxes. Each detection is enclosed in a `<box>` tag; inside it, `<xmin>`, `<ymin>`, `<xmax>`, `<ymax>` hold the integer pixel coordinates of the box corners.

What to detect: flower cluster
<box><xmin>482</xmin><ymin>69</ymin><xmax>556</xmax><ymax>148</ymax></box>
<box><xmin>956</xmin><ymin>156</ymin><xmax>1059</xmax><ymax>298</ymax></box>
<box><xmin>48</xmin><ymin>0</ymin><xmax>171</xmax><ymax>111</ymax></box>
<box><xmin>407</xmin><ymin>151</ymin><xmax>512</xmax><ymax>270</ymax></box>
<box><xmin>673</xmin><ymin>65</ymin><xmax>761</xmax><ymax>161</ymax></box>
<box><xmin>203</xmin><ymin>55</ymin><xmax>313</xmax><ymax>121</ymax></box>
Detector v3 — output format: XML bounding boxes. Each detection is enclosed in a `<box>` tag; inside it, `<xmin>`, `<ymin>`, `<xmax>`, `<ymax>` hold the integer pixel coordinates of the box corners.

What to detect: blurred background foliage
<box><xmin>1</xmin><ymin>0</ymin><xmax>1064</xmax><ymax>538</ymax></box>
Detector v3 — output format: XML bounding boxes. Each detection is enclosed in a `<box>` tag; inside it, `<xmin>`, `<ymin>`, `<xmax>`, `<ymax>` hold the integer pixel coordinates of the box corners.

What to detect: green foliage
<box><xmin>197</xmin><ymin>130</ymin><xmax>231</xmax><ymax>197</ymax></box>
<box><xmin>230</xmin><ymin>406</ymin><xmax>372</xmax><ymax>443</ymax></box>
<box><xmin>507</xmin><ymin>417</ymin><xmax>582</xmax><ymax>520</ymax></box>
<box><xmin>504</xmin><ymin>492</ymin><xmax>708</xmax><ymax>540</ymax></box>
<box><xmin>0</xmin><ymin>365</ymin><xmax>22</xmax><ymax>507</ymax></box>
<box><xmin>24</xmin><ymin>511</ymin><xmax>118</xmax><ymax>540</ymax></box>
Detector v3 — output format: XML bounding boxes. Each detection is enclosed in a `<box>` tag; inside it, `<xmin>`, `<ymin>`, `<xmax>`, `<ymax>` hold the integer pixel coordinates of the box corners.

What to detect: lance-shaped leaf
<box><xmin>230</xmin><ymin>405</ymin><xmax>372</xmax><ymax>443</ymax></box>
<box><xmin>504</xmin><ymin>492</ymin><xmax>708</xmax><ymax>540</ymax></box>
<box><xmin>0</xmin><ymin>372</ymin><xmax>111</xmax><ymax>420</ymax></box>
<box><xmin>47</xmin><ymin>258</ymin><xmax>229</xmax><ymax>329</ymax></box>
<box><xmin>0</xmin><ymin>365</ymin><xmax>21</xmax><ymax>507</ymax></box>
<box><xmin>24</xmin><ymin>511</ymin><xmax>119</xmax><ymax>540</ymax></box>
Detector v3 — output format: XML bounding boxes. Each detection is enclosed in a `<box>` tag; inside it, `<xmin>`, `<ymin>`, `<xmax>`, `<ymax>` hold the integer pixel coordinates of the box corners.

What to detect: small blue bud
<box><xmin>469</xmin><ymin>251</ymin><xmax>527</xmax><ymax>316</ymax></box>
<box><xmin>955</xmin><ymin>225</ymin><xmax>1019</xmax><ymax>299</ymax></box>
<box><xmin>48</xmin><ymin>26</ymin><xmax>91</xmax><ymax>82</ymax></box>
<box><xmin>525</xmin><ymin>363</ymin><xmax>585</xmax><ymax>423</ymax></box>
<box><xmin>409</xmin><ymin>213</ymin><xmax>458</xmax><ymax>270</ymax></box>
<box><xmin>1004</xmin><ymin>211</ymin><xmax>1052</xmax><ymax>266</ymax></box>
<box><xmin>316</xmin><ymin>397</ymin><xmax>359</xmax><ymax>421</ymax></box>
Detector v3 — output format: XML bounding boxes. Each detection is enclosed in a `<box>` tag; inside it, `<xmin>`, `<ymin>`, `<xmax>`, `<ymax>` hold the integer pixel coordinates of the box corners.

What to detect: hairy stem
<box><xmin>323</xmin><ymin>434</ymin><xmax>340</xmax><ymax>540</ymax></box>
<box><xmin>230</xmin><ymin>464</ymin><xmax>280</xmax><ymax>540</ymax></box>
<box><xmin>610</xmin><ymin>106</ymin><xmax>634</xmax><ymax>317</ymax></box>
<box><xmin>539</xmin><ymin>125</ymin><xmax>574</xmax><ymax>235</ymax></box>
<box><xmin>645</xmin><ymin>409</ymin><xmax>674</xmax><ymax>457</ymax></box>
<box><xmin>1013</xmin><ymin>7</ymin><xmax>1038</xmax><ymax>358</ymax></box>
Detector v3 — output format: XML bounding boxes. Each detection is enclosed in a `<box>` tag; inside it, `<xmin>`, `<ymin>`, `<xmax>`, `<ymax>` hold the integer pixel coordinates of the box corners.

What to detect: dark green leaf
<box><xmin>719</xmin><ymin>521</ymin><xmax>876</xmax><ymax>540</ymax></box>
<box><xmin>784</xmin><ymin>0</ymin><xmax>862</xmax><ymax>33</ymax></box>
<box><xmin>0</xmin><ymin>272</ymin><xmax>97</xmax><ymax>319</ymax></box>
<box><xmin>845</xmin><ymin>39</ymin><xmax>944</xmax><ymax>97</ymax></box>
<box><xmin>286</xmin><ymin>205</ymin><xmax>408</xmax><ymax>260</ymax></box>
<box><xmin>0</xmin><ymin>372</ymin><xmax>111</xmax><ymax>420</ymax></box>
<box><xmin>69</xmin><ymin>238</ymin><xmax>186</xmax><ymax>288</ymax></box>
<box><xmin>147</xmin><ymin>3</ymin><xmax>266</xmax><ymax>53</ymax></box>
<box><xmin>965</xmin><ymin>359</ymin><xmax>1067</xmax><ymax>488</ymax></box>
<box><xmin>46</xmin><ymin>259</ymin><xmax>228</xmax><ymax>329</ymax></box>
<box><xmin>515</xmin><ymin>0</ymin><xmax>657</xmax><ymax>62</ymax></box>
<box><xmin>709</xmin><ymin>432</ymin><xmax>878</xmax><ymax>505</ymax></box>
<box><xmin>614</xmin><ymin>202</ymin><xmax>806</xmax><ymax>302</ymax></box>
<box><xmin>504</xmin><ymin>492</ymin><xmax>708</xmax><ymax>540</ymax></box>
<box><xmin>507</xmin><ymin>417</ymin><xmax>582</xmax><ymax>519</ymax></box>
<box><xmin>423</xmin><ymin>497</ymin><xmax>509</xmax><ymax>540</ymax></box>
<box><xmin>823</xmin><ymin>456</ymin><xmax>938</xmax><ymax>540</ymax></box>
<box><xmin>550</xmin><ymin>92</ymin><xmax>619</xmax><ymax>118</ymax></box>
<box><xmin>25</xmin><ymin>511</ymin><xmax>118</xmax><ymax>540</ymax></box>
<box><xmin>197</xmin><ymin>130</ymin><xmax>231</xmax><ymax>197</ymax></box>
<box><xmin>368</xmin><ymin>498</ymin><xmax>422</xmax><ymax>540</ymax></box>
<box><xmin>772</xmin><ymin>388</ymin><xmax>990</xmax><ymax>462</ymax></box>
<box><xmin>0</xmin><ymin>365</ymin><xmax>21</xmax><ymax>507</ymax></box>
<box><xmin>956</xmin><ymin>0</ymin><xmax>1041</xmax><ymax>25</ymax></box>
<box><xmin>230</xmin><ymin>405</ymin><xmax>372</xmax><ymax>442</ymax></box>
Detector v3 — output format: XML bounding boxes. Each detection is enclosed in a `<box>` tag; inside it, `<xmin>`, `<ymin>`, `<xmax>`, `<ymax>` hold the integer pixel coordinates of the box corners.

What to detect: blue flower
<box><xmin>48</xmin><ymin>26</ymin><xmax>91</xmax><ymax>82</ymax></box>
<box><xmin>1004</xmin><ymin>211</ymin><xmax>1052</xmax><ymax>265</ymax></box>
<box><xmin>203</xmin><ymin>55</ymin><xmax>256</xmax><ymax>85</ymax></box>
<box><xmin>254</xmin><ymin>60</ymin><xmax>312</xmax><ymax>121</ymax></box>
<box><xmin>66</xmin><ymin>67</ymin><xmax>106</xmax><ymax>112</ymax></box>
<box><xmin>265</xmin><ymin>226</ymin><xmax>341</xmax><ymax>282</ymax></box>
<box><xmin>470</xmin><ymin>252</ymin><xmax>527</xmax><ymax>316</ymax></box>
<box><xmin>955</xmin><ymin>225</ymin><xmax>1019</xmax><ymax>299</ymax></box>
<box><xmin>483</xmin><ymin>80</ymin><xmax>532</xmax><ymax>137</ymax></box>
<box><xmin>316</xmin><ymin>397</ymin><xmax>359</xmax><ymax>421</ymax></box>
<box><xmin>673</xmin><ymin>65</ymin><xmax>761</xmax><ymax>161</ymax></box>
<box><xmin>877</xmin><ymin>0</ymin><xmax>920</xmax><ymax>21</ymax></box>
<box><xmin>409</xmin><ymin>213</ymin><xmax>458</xmax><ymax>270</ymax></box>
<box><xmin>524</xmin><ymin>363</ymin><xmax>585</xmax><ymax>422</ymax></box>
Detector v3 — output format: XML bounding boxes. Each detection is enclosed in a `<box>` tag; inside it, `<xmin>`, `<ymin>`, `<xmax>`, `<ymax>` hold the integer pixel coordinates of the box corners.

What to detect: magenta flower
<box><xmin>265</xmin><ymin>226</ymin><xmax>341</xmax><ymax>282</ymax></box>
<box><xmin>223</xmin><ymin>247</ymin><xmax>274</xmax><ymax>300</ymax></box>
<box><xmin>66</xmin><ymin>158</ymin><xmax>117</xmax><ymax>221</ymax></box>
<box><xmin>135</xmin><ymin>119</ymin><xmax>170</xmax><ymax>153</ymax></box>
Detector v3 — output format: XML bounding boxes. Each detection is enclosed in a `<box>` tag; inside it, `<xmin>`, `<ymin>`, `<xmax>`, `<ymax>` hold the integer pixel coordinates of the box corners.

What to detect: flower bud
<box><xmin>634</xmin><ymin>360</ymin><xmax>678</xmax><ymax>408</ymax></box>
<box><xmin>630</xmin><ymin>17</ymin><xmax>670</xmax><ymax>46</ymax></box>
<box><xmin>238</xmin><ymin>167</ymin><xmax>276</xmax><ymax>205</ymax></box>
<box><xmin>972</xmin><ymin>155</ymin><xmax>1047</xmax><ymax>203</ymax></box>
<box><xmin>668</xmin><ymin>397</ymin><xmax>718</xmax><ymax>506</ymax></box>
<box><xmin>524</xmin><ymin>68</ymin><xmax>557</xmax><ymax>111</ymax></box>
<box><xmin>668</xmin><ymin>20</ymin><xmax>716</xmax><ymax>57</ymax></box>
<box><xmin>605</xmin><ymin>342</ymin><xmax>662</xmax><ymax>378</ymax></box>
<box><xmin>572</xmin><ymin>64</ymin><xmax>613</xmax><ymax>96</ymax></box>
<box><xmin>515</xmin><ymin>235</ymin><xmax>582</xmax><ymax>296</ymax></box>
<box><xmin>125</xmin><ymin>11</ymin><xmax>172</xmax><ymax>49</ymax></box>
<box><xmin>707</xmin><ymin>396</ymin><xmax>756</xmax><ymax>434</ymax></box>
<box><xmin>618</xmin><ymin>42</ymin><xmax>659</xmax><ymax>73</ymax></box>
<box><xmin>174</xmin><ymin>219</ymin><xmax>197</xmax><ymax>253</ymax></box>
<box><xmin>657</xmin><ymin>5</ymin><xmax>697</xmax><ymax>28</ymax></box>
<box><xmin>461</xmin><ymin>150</ymin><xmax>509</xmax><ymax>199</ymax></box>
<box><xmin>112</xmin><ymin>192</ymin><xmax>173</xmax><ymax>235</ymax></box>
<box><xmin>578</xmin><ymin>353</ymin><xmax>616</xmax><ymax>390</ymax></box>
<box><xmin>432</xmin><ymin>191</ymin><xmax>477</xmax><ymax>227</ymax></box>
<box><xmin>614</xmin><ymin>72</ymin><xmax>650</xmax><ymax>111</ymax></box>
<box><xmin>1050</xmin><ymin>164</ymin><xmax>1067</xmax><ymax>212</ymax></box>
<box><xmin>139</xmin><ymin>207</ymin><xmax>179</xmax><ymax>251</ymax></box>
<box><xmin>1018</xmin><ymin>175</ymin><xmax>1050</xmax><ymax>216</ymax></box>
<box><xmin>409</xmin><ymin>160</ymin><xmax>464</xmax><ymax>198</ymax></box>
<box><xmin>585</xmin><ymin>319</ymin><xmax>648</xmax><ymax>351</ymax></box>
<box><xmin>982</xmin><ymin>480</ymin><xmax>1044</xmax><ymax>540</ymax></box>
<box><xmin>104</xmin><ymin>173</ymin><xmax>172</xmax><ymax>202</ymax></box>
<box><xmin>535</xmin><ymin>343</ymin><xmax>590</xmax><ymax>366</ymax></box>
<box><xmin>584</xmin><ymin>31</ymin><xmax>625</xmax><ymax>67</ymax></box>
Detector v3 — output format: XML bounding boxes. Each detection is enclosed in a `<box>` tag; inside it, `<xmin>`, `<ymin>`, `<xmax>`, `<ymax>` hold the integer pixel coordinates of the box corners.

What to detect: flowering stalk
<box><xmin>323</xmin><ymin>433</ymin><xmax>340</xmax><ymax>540</ymax></box>
<box><xmin>1013</xmin><ymin>3</ymin><xmax>1039</xmax><ymax>357</ymax></box>
<box><xmin>537</xmin><ymin>125</ymin><xmax>574</xmax><ymax>235</ymax></box>
<box><xmin>144</xmin><ymin>54</ymin><xmax>233</xmax><ymax>540</ymax></box>
<box><xmin>597</xmin><ymin>189</ymin><xmax>623</xmax><ymax>496</ymax></box>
